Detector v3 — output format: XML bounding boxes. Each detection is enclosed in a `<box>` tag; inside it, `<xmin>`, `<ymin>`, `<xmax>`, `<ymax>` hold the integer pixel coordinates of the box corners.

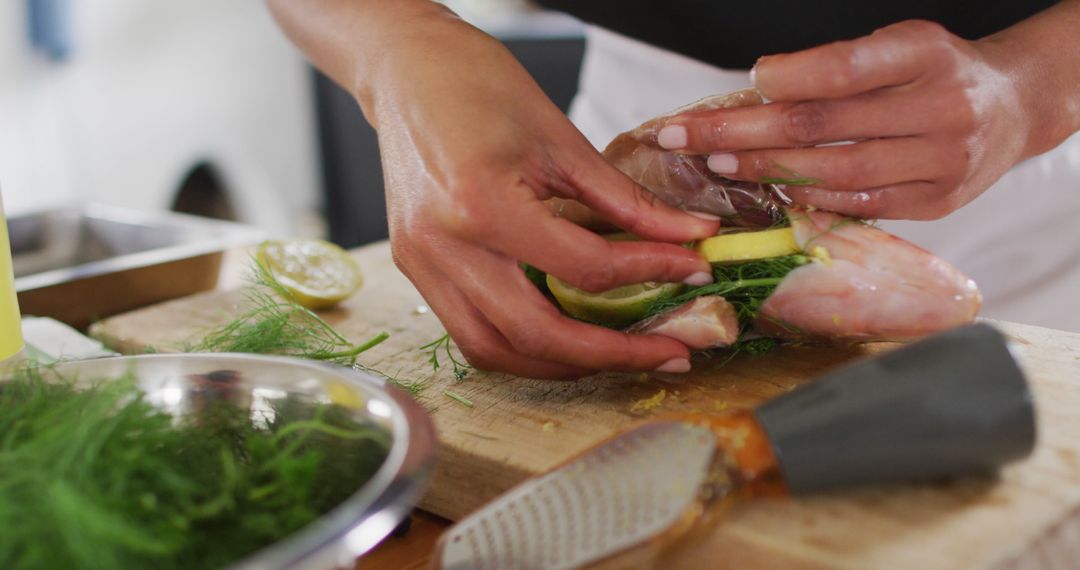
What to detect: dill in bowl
<box><xmin>0</xmin><ymin>366</ymin><xmax>390</xmax><ymax>570</ymax></box>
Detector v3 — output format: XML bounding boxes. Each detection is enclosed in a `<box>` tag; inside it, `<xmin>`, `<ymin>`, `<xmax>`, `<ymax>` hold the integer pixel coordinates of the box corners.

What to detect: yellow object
<box><xmin>545</xmin><ymin>232</ymin><xmax>684</xmax><ymax>327</ymax></box>
<box><xmin>696</xmin><ymin>227</ymin><xmax>800</xmax><ymax>263</ymax></box>
<box><xmin>546</xmin><ymin>275</ymin><xmax>683</xmax><ymax>328</ymax></box>
<box><xmin>0</xmin><ymin>198</ymin><xmax>23</xmax><ymax>362</ymax></box>
<box><xmin>630</xmin><ymin>389</ymin><xmax>667</xmax><ymax>413</ymax></box>
<box><xmin>256</xmin><ymin>239</ymin><xmax>363</xmax><ymax>310</ymax></box>
<box><xmin>326</xmin><ymin>381</ymin><xmax>365</xmax><ymax>410</ymax></box>
<box><xmin>811</xmin><ymin>245</ymin><xmax>833</xmax><ymax>265</ymax></box>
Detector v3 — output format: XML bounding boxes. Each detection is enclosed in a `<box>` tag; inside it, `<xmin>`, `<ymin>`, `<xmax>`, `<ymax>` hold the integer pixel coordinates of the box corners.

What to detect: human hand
<box><xmin>655</xmin><ymin>20</ymin><xmax>1036</xmax><ymax>220</ymax></box>
<box><xmin>372</xmin><ymin>21</ymin><xmax>719</xmax><ymax>378</ymax></box>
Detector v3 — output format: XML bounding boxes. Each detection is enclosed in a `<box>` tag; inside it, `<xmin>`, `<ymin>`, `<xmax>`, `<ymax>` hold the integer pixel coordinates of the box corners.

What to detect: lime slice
<box><xmin>256</xmin><ymin>239</ymin><xmax>363</xmax><ymax>310</ymax></box>
<box><xmin>546</xmin><ymin>275</ymin><xmax>684</xmax><ymax>328</ymax></box>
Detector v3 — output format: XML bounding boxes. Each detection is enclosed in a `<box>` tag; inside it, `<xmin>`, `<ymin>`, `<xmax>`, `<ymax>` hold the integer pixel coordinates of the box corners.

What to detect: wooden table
<box><xmin>91</xmin><ymin>241</ymin><xmax>1080</xmax><ymax>569</ymax></box>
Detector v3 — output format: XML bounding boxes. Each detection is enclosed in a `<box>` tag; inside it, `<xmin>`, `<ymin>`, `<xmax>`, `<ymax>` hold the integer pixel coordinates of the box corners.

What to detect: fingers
<box><xmin>429</xmin><ymin>239</ymin><xmax>693</xmax><ymax>372</ymax></box>
<box><xmin>443</xmin><ymin>181</ymin><xmax>715</xmax><ymax>292</ymax></box>
<box><xmin>784</xmin><ymin>182</ymin><xmax>956</xmax><ymax>220</ymax></box>
<box><xmin>659</xmin><ymin>89</ymin><xmax>932</xmax><ymax>153</ymax></box>
<box><xmin>493</xmin><ymin>200</ymin><xmax>714</xmax><ymax>292</ymax></box>
<box><xmin>752</xmin><ymin>20</ymin><xmax>956</xmax><ymax>102</ymax></box>
<box><xmin>557</xmin><ymin>149</ymin><xmax>720</xmax><ymax>243</ymax></box>
<box><xmin>399</xmin><ymin>245</ymin><xmax>595</xmax><ymax>379</ymax></box>
<box><xmin>704</xmin><ymin>137</ymin><xmax>946</xmax><ymax>192</ymax></box>
<box><xmin>545</xmin><ymin>197</ymin><xmax>613</xmax><ymax>230</ymax></box>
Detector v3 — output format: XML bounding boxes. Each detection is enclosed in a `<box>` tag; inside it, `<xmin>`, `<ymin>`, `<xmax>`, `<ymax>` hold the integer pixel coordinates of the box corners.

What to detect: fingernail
<box><xmin>687</xmin><ymin>210</ymin><xmax>721</xmax><ymax>221</ymax></box>
<box><xmin>707</xmin><ymin>153</ymin><xmax>738</xmax><ymax>174</ymax></box>
<box><xmin>683</xmin><ymin>271</ymin><xmax>713</xmax><ymax>286</ymax></box>
<box><xmin>657</xmin><ymin>125</ymin><xmax>687</xmax><ymax>149</ymax></box>
<box><xmin>656</xmin><ymin>358</ymin><xmax>691</xmax><ymax>374</ymax></box>
<box><xmin>748</xmin><ymin>65</ymin><xmax>757</xmax><ymax>86</ymax></box>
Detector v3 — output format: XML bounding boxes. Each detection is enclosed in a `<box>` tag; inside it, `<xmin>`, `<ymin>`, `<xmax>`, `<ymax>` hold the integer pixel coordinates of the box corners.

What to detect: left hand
<box><xmin>655</xmin><ymin>20</ymin><xmax>1033</xmax><ymax>220</ymax></box>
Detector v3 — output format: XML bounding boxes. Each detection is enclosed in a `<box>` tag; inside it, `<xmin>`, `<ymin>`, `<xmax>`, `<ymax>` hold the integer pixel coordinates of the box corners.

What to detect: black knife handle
<box><xmin>755</xmin><ymin>323</ymin><xmax>1037</xmax><ymax>494</ymax></box>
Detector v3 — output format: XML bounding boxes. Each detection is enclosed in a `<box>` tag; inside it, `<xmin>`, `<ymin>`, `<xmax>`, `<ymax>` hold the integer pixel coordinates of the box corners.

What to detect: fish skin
<box><xmin>602</xmin><ymin>90</ymin><xmax>789</xmax><ymax>228</ymax></box>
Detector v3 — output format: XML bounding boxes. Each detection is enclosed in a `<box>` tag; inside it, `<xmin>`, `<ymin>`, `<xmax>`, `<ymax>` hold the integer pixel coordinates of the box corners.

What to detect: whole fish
<box><xmin>555</xmin><ymin>90</ymin><xmax>982</xmax><ymax>346</ymax></box>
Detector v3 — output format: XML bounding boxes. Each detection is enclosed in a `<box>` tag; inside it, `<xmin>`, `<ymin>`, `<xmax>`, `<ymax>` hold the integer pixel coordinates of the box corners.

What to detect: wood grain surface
<box><xmin>90</xmin><ymin>240</ymin><xmax>1080</xmax><ymax>569</ymax></box>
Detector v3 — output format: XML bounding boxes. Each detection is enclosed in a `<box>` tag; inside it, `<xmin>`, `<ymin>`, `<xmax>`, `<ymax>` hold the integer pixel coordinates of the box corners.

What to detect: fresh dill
<box><xmin>0</xmin><ymin>367</ymin><xmax>389</xmax><ymax>569</ymax></box>
<box><xmin>647</xmin><ymin>254</ymin><xmax>809</xmax><ymax>335</ymax></box>
<box><xmin>353</xmin><ymin>364</ymin><xmax>428</xmax><ymax>397</ymax></box>
<box><xmin>420</xmin><ymin>333</ymin><xmax>472</xmax><ymax>381</ymax></box>
<box><xmin>443</xmin><ymin>389</ymin><xmax>474</xmax><ymax>408</ymax></box>
<box><xmin>760</xmin><ymin>162</ymin><xmax>822</xmax><ymax>186</ymax></box>
<box><xmin>190</xmin><ymin>259</ymin><xmax>388</xmax><ymax>366</ymax></box>
<box><xmin>733</xmin><ymin>337</ymin><xmax>780</xmax><ymax>354</ymax></box>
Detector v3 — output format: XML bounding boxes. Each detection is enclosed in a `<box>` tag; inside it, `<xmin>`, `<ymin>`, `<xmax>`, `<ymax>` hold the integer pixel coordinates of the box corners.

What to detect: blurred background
<box><xmin>0</xmin><ymin>0</ymin><xmax>582</xmax><ymax>246</ymax></box>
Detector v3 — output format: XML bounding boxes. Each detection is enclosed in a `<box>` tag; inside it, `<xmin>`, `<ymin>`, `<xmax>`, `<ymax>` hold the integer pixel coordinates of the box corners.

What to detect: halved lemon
<box><xmin>256</xmin><ymin>239</ymin><xmax>363</xmax><ymax>310</ymax></box>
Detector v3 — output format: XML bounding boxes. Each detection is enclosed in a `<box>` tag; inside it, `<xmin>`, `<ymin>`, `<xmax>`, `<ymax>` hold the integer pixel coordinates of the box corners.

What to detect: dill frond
<box><xmin>760</xmin><ymin>162</ymin><xmax>822</xmax><ymax>186</ymax></box>
<box><xmin>420</xmin><ymin>333</ymin><xmax>472</xmax><ymax>381</ymax></box>
<box><xmin>191</xmin><ymin>259</ymin><xmax>388</xmax><ymax>366</ymax></box>
<box><xmin>353</xmin><ymin>364</ymin><xmax>428</xmax><ymax>396</ymax></box>
<box><xmin>647</xmin><ymin>255</ymin><xmax>810</xmax><ymax>334</ymax></box>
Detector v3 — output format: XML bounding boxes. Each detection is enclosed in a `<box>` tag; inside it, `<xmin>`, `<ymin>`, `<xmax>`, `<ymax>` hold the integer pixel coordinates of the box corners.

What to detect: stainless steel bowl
<box><xmin>33</xmin><ymin>353</ymin><xmax>437</xmax><ymax>570</ymax></box>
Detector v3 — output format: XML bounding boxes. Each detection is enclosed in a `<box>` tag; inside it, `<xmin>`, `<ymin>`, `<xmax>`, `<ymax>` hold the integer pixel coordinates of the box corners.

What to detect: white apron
<box><xmin>569</xmin><ymin>26</ymin><xmax>1080</xmax><ymax>333</ymax></box>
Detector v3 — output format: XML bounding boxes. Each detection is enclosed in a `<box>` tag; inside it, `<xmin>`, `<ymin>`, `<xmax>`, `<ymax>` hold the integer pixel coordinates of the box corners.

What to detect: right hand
<box><xmin>368</xmin><ymin>17</ymin><xmax>719</xmax><ymax>379</ymax></box>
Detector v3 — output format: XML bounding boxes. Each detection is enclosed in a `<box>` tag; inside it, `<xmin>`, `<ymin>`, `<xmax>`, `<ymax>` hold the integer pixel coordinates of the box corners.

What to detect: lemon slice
<box><xmin>546</xmin><ymin>276</ymin><xmax>684</xmax><ymax>328</ymax></box>
<box><xmin>696</xmin><ymin>227</ymin><xmax>800</xmax><ymax>264</ymax></box>
<box><xmin>256</xmin><ymin>239</ymin><xmax>363</xmax><ymax>310</ymax></box>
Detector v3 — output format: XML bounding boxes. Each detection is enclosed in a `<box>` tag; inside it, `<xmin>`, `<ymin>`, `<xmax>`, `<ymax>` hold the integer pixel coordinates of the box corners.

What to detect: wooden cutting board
<box><xmin>91</xmin><ymin>241</ymin><xmax>1080</xmax><ymax>569</ymax></box>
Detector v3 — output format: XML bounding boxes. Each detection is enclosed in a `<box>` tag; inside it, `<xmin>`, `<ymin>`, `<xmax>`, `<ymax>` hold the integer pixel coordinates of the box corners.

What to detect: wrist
<box><xmin>354</xmin><ymin>4</ymin><xmax>488</xmax><ymax>126</ymax></box>
<box><xmin>976</xmin><ymin>7</ymin><xmax>1080</xmax><ymax>159</ymax></box>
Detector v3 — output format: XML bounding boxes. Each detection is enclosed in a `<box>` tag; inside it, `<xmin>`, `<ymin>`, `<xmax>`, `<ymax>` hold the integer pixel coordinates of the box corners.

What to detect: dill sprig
<box><xmin>647</xmin><ymin>255</ymin><xmax>810</xmax><ymax>335</ymax></box>
<box><xmin>443</xmin><ymin>389</ymin><xmax>474</xmax><ymax>408</ymax></box>
<box><xmin>190</xmin><ymin>260</ymin><xmax>388</xmax><ymax>366</ymax></box>
<box><xmin>760</xmin><ymin>162</ymin><xmax>822</xmax><ymax>186</ymax></box>
<box><xmin>420</xmin><ymin>333</ymin><xmax>472</xmax><ymax>381</ymax></box>
<box><xmin>353</xmin><ymin>364</ymin><xmax>428</xmax><ymax>397</ymax></box>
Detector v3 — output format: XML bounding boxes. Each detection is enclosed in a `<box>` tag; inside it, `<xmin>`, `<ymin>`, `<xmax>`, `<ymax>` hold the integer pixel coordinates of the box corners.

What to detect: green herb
<box><xmin>443</xmin><ymin>389</ymin><xmax>474</xmax><ymax>408</ymax></box>
<box><xmin>712</xmin><ymin>336</ymin><xmax>783</xmax><ymax>366</ymax></box>
<box><xmin>760</xmin><ymin>162</ymin><xmax>822</xmax><ymax>186</ymax></box>
<box><xmin>724</xmin><ymin>337</ymin><xmax>780</xmax><ymax>357</ymax></box>
<box><xmin>520</xmin><ymin>262</ymin><xmax>550</xmax><ymax>296</ymax></box>
<box><xmin>420</xmin><ymin>333</ymin><xmax>472</xmax><ymax>381</ymax></box>
<box><xmin>354</xmin><ymin>364</ymin><xmax>428</xmax><ymax>397</ymax></box>
<box><xmin>647</xmin><ymin>255</ymin><xmax>810</xmax><ymax>336</ymax></box>
<box><xmin>191</xmin><ymin>259</ymin><xmax>388</xmax><ymax>366</ymax></box>
<box><xmin>0</xmin><ymin>366</ymin><xmax>389</xmax><ymax>569</ymax></box>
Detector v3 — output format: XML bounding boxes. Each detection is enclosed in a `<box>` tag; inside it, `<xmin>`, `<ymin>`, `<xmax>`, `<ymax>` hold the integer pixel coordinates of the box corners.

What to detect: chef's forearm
<box><xmin>980</xmin><ymin>0</ymin><xmax>1080</xmax><ymax>159</ymax></box>
<box><xmin>265</xmin><ymin>0</ymin><xmax>469</xmax><ymax>125</ymax></box>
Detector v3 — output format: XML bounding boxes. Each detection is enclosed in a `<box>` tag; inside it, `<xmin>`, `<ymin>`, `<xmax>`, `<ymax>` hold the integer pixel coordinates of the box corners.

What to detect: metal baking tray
<box><xmin>11</xmin><ymin>203</ymin><xmax>264</xmax><ymax>328</ymax></box>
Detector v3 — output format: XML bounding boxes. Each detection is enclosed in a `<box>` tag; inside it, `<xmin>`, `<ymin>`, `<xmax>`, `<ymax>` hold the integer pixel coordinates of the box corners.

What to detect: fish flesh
<box><xmin>628</xmin><ymin>296</ymin><xmax>740</xmax><ymax>349</ymax></box>
<box><xmin>756</xmin><ymin>209</ymin><xmax>981</xmax><ymax>341</ymax></box>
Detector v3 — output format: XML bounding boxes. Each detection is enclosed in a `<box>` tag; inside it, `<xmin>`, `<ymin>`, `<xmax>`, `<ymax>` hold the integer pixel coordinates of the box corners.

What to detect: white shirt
<box><xmin>568</xmin><ymin>26</ymin><xmax>1080</xmax><ymax>333</ymax></box>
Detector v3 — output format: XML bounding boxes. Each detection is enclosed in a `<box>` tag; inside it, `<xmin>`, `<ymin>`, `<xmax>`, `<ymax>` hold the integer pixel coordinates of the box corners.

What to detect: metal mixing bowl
<box><xmin>32</xmin><ymin>353</ymin><xmax>437</xmax><ymax>570</ymax></box>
